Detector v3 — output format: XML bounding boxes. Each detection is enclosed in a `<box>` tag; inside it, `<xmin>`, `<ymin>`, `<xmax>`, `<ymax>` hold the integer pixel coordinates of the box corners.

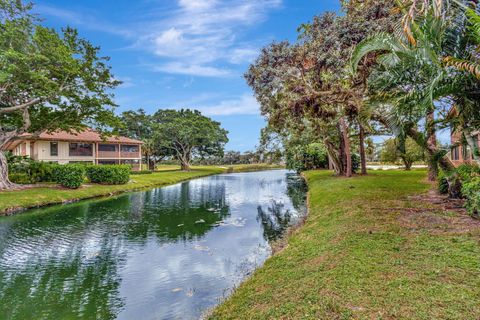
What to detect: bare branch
<box><xmin>0</xmin><ymin>98</ymin><xmax>42</xmax><ymax>114</ymax></box>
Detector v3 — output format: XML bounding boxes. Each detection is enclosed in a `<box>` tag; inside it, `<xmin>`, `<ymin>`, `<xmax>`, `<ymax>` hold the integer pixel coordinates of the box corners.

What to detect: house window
<box><xmin>98</xmin><ymin>159</ymin><xmax>118</xmax><ymax>165</ymax></box>
<box><xmin>50</xmin><ymin>142</ymin><xmax>58</xmax><ymax>156</ymax></box>
<box><xmin>121</xmin><ymin>144</ymin><xmax>139</xmax><ymax>153</ymax></box>
<box><xmin>121</xmin><ymin>159</ymin><xmax>140</xmax><ymax>165</ymax></box>
<box><xmin>98</xmin><ymin>144</ymin><xmax>117</xmax><ymax>152</ymax></box>
<box><xmin>451</xmin><ymin>146</ymin><xmax>460</xmax><ymax>160</ymax></box>
<box><xmin>69</xmin><ymin>143</ymin><xmax>93</xmax><ymax>156</ymax></box>
<box><xmin>462</xmin><ymin>144</ymin><xmax>471</xmax><ymax>160</ymax></box>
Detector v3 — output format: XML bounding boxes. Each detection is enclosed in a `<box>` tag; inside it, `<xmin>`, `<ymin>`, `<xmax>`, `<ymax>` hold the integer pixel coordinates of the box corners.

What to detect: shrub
<box><xmin>8</xmin><ymin>156</ymin><xmax>56</xmax><ymax>183</ymax></box>
<box><xmin>86</xmin><ymin>165</ymin><xmax>130</xmax><ymax>185</ymax></box>
<box><xmin>53</xmin><ymin>164</ymin><xmax>86</xmax><ymax>189</ymax></box>
<box><xmin>455</xmin><ymin>164</ymin><xmax>480</xmax><ymax>183</ymax></box>
<box><xmin>351</xmin><ymin>153</ymin><xmax>360</xmax><ymax>174</ymax></box>
<box><xmin>462</xmin><ymin>177</ymin><xmax>480</xmax><ymax>216</ymax></box>
<box><xmin>286</xmin><ymin>143</ymin><xmax>328</xmax><ymax>173</ymax></box>
<box><xmin>9</xmin><ymin>173</ymin><xmax>32</xmax><ymax>184</ymax></box>
<box><xmin>438</xmin><ymin>171</ymin><xmax>449</xmax><ymax>194</ymax></box>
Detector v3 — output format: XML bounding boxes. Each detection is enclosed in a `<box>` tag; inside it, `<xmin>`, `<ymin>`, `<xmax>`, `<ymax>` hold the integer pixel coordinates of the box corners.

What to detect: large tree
<box><xmin>0</xmin><ymin>0</ymin><xmax>120</xmax><ymax>189</ymax></box>
<box><xmin>118</xmin><ymin>109</ymin><xmax>162</xmax><ymax>170</ymax></box>
<box><xmin>246</xmin><ymin>2</ymin><xmax>397</xmax><ymax>177</ymax></box>
<box><xmin>380</xmin><ymin>137</ymin><xmax>425</xmax><ymax>170</ymax></box>
<box><xmin>151</xmin><ymin>109</ymin><xmax>228</xmax><ymax>171</ymax></box>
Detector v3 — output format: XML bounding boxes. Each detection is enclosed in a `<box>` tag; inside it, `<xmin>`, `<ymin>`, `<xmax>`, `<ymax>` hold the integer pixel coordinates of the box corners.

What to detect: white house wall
<box><xmin>35</xmin><ymin>141</ymin><xmax>95</xmax><ymax>164</ymax></box>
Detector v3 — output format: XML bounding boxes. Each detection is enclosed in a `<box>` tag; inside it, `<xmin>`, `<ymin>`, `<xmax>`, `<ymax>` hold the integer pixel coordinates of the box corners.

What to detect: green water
<box><xmin>0</xmin><ymin>170</ymin><xmax>307</xmax><ymax>319</ymax></box>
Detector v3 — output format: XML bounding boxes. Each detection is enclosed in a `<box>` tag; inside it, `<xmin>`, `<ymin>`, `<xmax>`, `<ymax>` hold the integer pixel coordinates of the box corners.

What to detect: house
<box><xmin>6</xmin><ymin>129</ymin><xmax>143</xmax><ymax>171</ymax></box>
<box><xmin>449</xmin><ymin>129</ymin><xmax>479</xmax><ymax>166</ymax></box>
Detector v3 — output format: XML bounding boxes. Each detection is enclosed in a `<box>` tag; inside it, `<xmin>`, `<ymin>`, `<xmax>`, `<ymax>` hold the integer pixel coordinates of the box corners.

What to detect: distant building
<box><xmin>449</xmin><ymin>129</ymin><xmax>479</xmax><ymax>167</ymax></box>
<box><xmin>6</xmin><ymin>129</ymin><xmax>143</xmax><ymax>171</ymax></box>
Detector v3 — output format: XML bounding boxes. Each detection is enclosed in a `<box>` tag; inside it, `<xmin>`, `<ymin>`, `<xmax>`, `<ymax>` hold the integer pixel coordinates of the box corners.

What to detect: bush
<box><xmin>86</xmin><ymin>165</ymin><xmax>130</xmax><ymax>185</ymax></box>
<box><xmin>9</xmin><ymin>173</ymin><xmax>32</xmax><ymax>184</ymax></box>
<box><xmin>8</xmin><ymin>156</ymin><xmax>56</xmax><ymax>183</ymax></box>
<box><xmin>462</xmin><ymin>177</ymin><xmax>480</xmax><ymax>216</ymax></box>
<box><xmin>352</xmin><ymin>153</ymin><xmax>360</xmax><ymax>174</ymax></box>
<box><xmin>52</xmin><ymin>164</ymin><xmax>86</xmax><ymax>189</ymax></box>
<box><xmin>455</xmin><ymin>164</ymin><xmax>480</xmax><ymax>183</ymax></box>
<box><xmin>286</xmin><ymin>143</ymin><xmax>328</xmax><ymax>173</ymax></box>
<box><xmin>437</xmin><ymin>171</ymin><xmax>449</xmax><ymax>194</ymax></box>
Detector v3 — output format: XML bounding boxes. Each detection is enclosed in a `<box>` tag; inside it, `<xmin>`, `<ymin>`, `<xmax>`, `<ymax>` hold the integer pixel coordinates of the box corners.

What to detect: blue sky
<box><xmin>34</xmin><ymin>0</ymin><xmax>340</xmax><ymax>151</ymax></box>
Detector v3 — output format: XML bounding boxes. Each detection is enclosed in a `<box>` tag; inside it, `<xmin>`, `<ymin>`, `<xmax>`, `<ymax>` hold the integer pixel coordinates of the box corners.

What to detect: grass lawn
<box><xmin>209</xmin><ymin>170</ymin><xmax>480</xmax><ymax>319</ymax></box>
<box><xmin>0</xmin><ymin>164</ymin><xmax>283</xmax><ymax>215</ymax></box>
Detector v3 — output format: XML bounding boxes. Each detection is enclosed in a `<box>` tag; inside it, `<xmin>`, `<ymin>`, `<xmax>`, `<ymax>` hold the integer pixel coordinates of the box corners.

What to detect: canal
<box><xmin>0</xmin><ymin>170</ymin><xmax>307</xmax><ymax>319</ymax></box>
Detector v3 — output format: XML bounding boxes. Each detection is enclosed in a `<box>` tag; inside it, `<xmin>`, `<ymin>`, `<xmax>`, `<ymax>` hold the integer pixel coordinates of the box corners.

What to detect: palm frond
<box><xmin>350</xmin><ymin>33</ymin><xmax>403</xmax><ymax>73</ymax></box>
<box><xmin>444</xmin><ymin>56</ymin><xmax>480</xmax><ymax>78</ymax></box>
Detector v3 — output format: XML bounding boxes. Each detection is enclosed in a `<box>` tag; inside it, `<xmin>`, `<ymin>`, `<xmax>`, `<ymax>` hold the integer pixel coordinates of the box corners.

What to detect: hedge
<box><xmin>86</xmin><ymin>165</ymin><xmax>130</xmax><ymax>185</ymax></box>
<box><xmin>7</xmin><ymin>155</ymin><xmax>56</xmax><ymax>184</ymax></box>
<box><xmin>462</xmin><ymin>177</ymin><xmax>480</xmax><ymax>216</ymax></box>
<box><xmin>52</xmin><ymin>164</ymin><xmax>86</xmax><ymax>189</ymax></box>
<box><xmin>9</xmin><ymin>173</ymin><xmax>32</xmax><ymax>184</ymax></box>
<box><xmin>438</xmin><ymin>164</ymin><xmax>480</xmax><ymax>216</ymax></box>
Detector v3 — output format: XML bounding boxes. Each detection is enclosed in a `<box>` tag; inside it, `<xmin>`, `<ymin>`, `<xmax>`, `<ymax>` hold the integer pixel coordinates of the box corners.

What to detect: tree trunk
<box><xmin>0</xmin><ymin>151</ymin><xmax>18</xmax><ymax>190</ymax></box>
<box><xmin>426</xmin><ymin>110</ymin><xmax>438</xmax><ymax>181</ymax></box>
<box><xmin>180</xmin><ymin>160</ymin><xmax>190</xmax><ymax>171</ymax></box>
<box><xmin>339</xmin><ymin>117</ymin><xmax>352</xmax><ymax>177</ymax></box>
<box><xmin>149</xmin><ymin>159</ymin><xmax>156</xmax><ymax>171</ymax></box>
<box><xmin>359</xmin><ymin>125</ymin><xmax>367</xmax><ymax>175</ymax></box>
<box><xmin>180</xmin><ymin>151</ymin><xmax>191</xmax><ymax>171</ymax></box>
<box><xmin>324</xmin><ymin>139</ymin><xmax>342</xmax><ymax>175</ymax></box>
<box><xmin>402</xmin><ymin>157</ymin><xmax>412</xmax><ymax>171</ymax></box>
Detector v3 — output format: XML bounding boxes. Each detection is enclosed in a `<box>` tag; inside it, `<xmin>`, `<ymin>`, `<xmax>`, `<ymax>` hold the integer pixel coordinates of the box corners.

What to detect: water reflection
<box><xmin>0</xmin><ymin>170</ymin><xmax>306</xmax><ymax>320</ymax></box>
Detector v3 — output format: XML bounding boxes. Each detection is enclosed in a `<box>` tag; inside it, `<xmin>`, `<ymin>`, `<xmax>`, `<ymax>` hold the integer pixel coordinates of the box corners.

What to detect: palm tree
<box><xmin>351</xmin><ymin>0</ymin><xmax>480</xmax><ymax>180</ymax></box>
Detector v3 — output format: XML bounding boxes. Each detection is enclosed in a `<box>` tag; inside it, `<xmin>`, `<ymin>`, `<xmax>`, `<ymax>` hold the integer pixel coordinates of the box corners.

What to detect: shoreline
<box><xmin>209</xmin><ymin>170</ymin><xmax>480</xmax><ymax>319</ymax></box>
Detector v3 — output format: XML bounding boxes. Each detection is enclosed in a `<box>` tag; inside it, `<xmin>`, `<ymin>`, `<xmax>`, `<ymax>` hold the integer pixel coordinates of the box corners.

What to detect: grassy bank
<box><xmin>210</xmin><ymin>170</ymin><xmax>480</xmax><ymax>319</ymax></box>
<box><xmin>0</xmin><ymin>164</ymin><xmax>283</xmax><ymax>215</ymax></box>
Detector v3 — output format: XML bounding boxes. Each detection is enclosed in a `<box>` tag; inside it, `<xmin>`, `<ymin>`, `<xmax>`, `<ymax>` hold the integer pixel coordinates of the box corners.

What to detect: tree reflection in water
<box><xmin>0</xmin><ymin>179</ymin><xmax>230</xmax><ymax>319</ymax></box>
<box><xmin>256</xmin><ymin>173</ymin><xmax>307</xmax><ymax>242</ymax></box>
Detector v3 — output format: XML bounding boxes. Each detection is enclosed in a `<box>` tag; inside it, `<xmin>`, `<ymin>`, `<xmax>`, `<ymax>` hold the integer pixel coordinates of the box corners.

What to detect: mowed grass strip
<box><xmin>0</xmin><ymin>164</ymin><xmax>283</xmax><ymax>214</ymax></box>
<box><xmin>209</xmin><ymin>170</ymin><xmax>480</xmax><ymax>320</ymax></box>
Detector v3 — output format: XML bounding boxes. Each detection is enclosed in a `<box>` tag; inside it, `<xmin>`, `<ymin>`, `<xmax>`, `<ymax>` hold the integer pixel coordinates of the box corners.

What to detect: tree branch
<box><xmin>0</xmin><ymin>98</ymin><xmax>42</xmax><ymax>114</ymax></box>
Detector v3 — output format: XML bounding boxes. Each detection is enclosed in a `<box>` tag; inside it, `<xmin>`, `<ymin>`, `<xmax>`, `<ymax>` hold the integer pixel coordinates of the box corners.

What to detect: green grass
<box><xmin>209</xmin><ymin>170</ymin><xmax>480</xmax><ymax>319</ymax></box>
<box><xmin>0</xmin><ymin>164</ymin><xmax>283</xmax><ymax>214</ymax></box>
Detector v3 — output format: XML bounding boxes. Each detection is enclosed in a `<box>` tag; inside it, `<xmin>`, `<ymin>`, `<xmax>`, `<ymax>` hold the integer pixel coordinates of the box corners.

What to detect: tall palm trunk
<box><xmin>426</xmin><ymin>110</ymin><xmax>438</xmax><ymax>181</ymax></box>
<box><xmin>359</xmin><ymin>124</ymin><xmax>367</xmax><ymax>175</ymax></box>
<box><xmin>339</xmin><ymin>117</ymin><xmax>352</xmax><ymax>177</ymax></box>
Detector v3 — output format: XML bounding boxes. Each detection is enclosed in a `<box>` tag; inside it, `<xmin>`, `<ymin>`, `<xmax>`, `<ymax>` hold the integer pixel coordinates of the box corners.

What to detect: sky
<box><xmin>33</xmin><ymin>0</ymin><xmax>450</xmax><ymax>151</ymax></box>
<box><xmin>34</xmin><ymin>0</ymin><xmax>340</xmax><ymax>151</ymax></box>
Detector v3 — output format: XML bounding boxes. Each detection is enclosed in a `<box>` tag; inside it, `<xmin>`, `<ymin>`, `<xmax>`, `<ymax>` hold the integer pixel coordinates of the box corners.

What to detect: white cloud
<box><xmin>229</xmin><ymin>48</ymin><xmax>259</xmax><ymax>64</ymax></box>
<box><xmin>145</xmin><ymin>0</ymin><xmax>282</xmax><ymax>77</ymax></box>
<box><xmin>155</xmin><ymin>62</ymin><xmax>231</xmax><ymax>77</ymax></box>
<box><xmin>37</xmin><ymin>0</ymin><xmax>282</xmax><ymax>77</ymax></box>
<box><xmin>198</xmin><ymin>94</ymin><xmax>260</xmax><ymax>116</ymax></box>
<box><xmin>178</xmin><ymin>0</ymin><xmax>218</xmax><ymax>11</ymax></box>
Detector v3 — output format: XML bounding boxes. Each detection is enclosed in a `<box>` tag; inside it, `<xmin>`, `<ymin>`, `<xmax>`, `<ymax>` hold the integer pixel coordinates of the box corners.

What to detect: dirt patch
<box><xmin>397</xmin><ymin>190</ymin><xmax>480</xmax><ymax>234</ymax></box>
<box><xmin>408</xmin><ymin>189</ymin><xmax>465</xmax><ymax>212</ymax></box>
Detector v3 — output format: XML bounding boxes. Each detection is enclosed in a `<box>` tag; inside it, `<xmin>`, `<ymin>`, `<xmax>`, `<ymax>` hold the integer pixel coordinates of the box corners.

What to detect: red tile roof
<box><xmin>18</xmin><ymin>129</ymin><xmax>144</xmax><ymax>144</ymax></box>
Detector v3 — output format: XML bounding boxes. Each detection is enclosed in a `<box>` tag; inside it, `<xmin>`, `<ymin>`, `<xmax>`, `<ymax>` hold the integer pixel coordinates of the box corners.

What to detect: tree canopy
<box><xmin>245</xmin><ymin>1</ymin><xmax>398</xmax><ymax>177</ymax></box>
<box><xmin>0</xmin><ymin>0</ymin><xmax>120</xmax><ymax>188</ymax></box>
<box><xmin>151</xmin><ymin>109</ymin><xmax>229</xmax><ymax>171</ymax></box>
